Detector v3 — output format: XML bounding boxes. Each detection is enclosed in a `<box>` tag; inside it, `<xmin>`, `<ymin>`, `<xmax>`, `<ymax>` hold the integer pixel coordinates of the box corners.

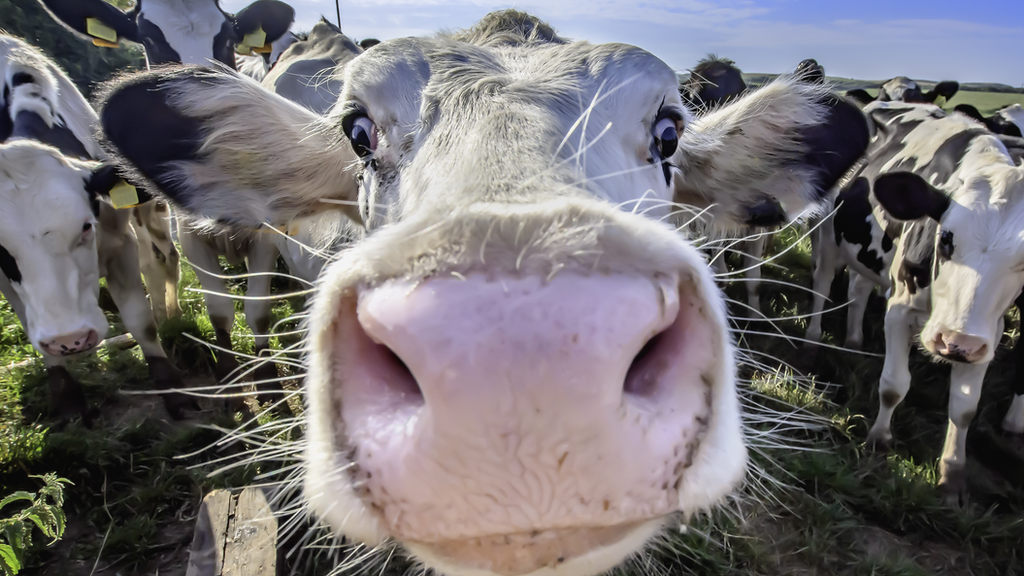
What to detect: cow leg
<box><xmin>940</xmin><ymin>361</ymin><xmax>989</xmax><ymax>497</ymax></box>
<box><xmin>133</xmin><ymin>210</ymin><xmax>168</xmax><ymax>323</ymax></box>
<box><xmin>844</xmin><ymin>271</ymin><xmax>873</xmax><ymax>350</ymax></box>
<box><xmin>244</xmin><ymin>237</ymin><xmax>283</xmax><ymax>410</ymax></box>
<box><xmin>742</xmin><ymin>234</ymin><xmax>765</xmax><ymax>315</ymax></box>
<box><xmin>133</xmin><ymin>201</ymin><xmax>182</xmax><ymax>322</ymax></box>
<box><xmin>151</xmin><ymin>201</ymin><xmax>181</xmax><ymax>320</ymax></box>
<box><xmin>1001</xmin><ymin>291</ymin><xmax>1024</xmax><ymax>434</ymax></box>
<box><xmin>805</xmin><ymin>221</ymin><xmax>838</xmax><ymax>343</ymax></box>
<box><xmin>866</xmin><ymin>304</ymin><xmax>914</xmax><ymax>449</ymax></box>
<box><xmin>179</xmin><ymin>227</ymin><xmax>240</xmax><ymax>386</ymax></box>
<box><xmin>105</xmin><ymin>218</ymin><xmax>196</xmax><ymax>419</ymax></box>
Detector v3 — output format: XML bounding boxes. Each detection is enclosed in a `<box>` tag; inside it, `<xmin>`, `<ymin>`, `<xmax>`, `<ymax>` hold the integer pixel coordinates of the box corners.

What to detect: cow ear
<box><xmin>845</xmin><ymin>89</ymin><xmax>874</xmax><ymax>106</ymax></box>
<box><xmin>233</xmin><ymin>0</ymin><xmax>296</xmax><ymax>45</ymax></box>
<box><xmin>954</xmin><ymin>104</ymin><xmax>985</xmax><ymax>123</ymax></box>
<box><xmin>84</xmin><ymin>165</ymin><xmax>154</xmax><ymax>207</ymax></box>
<box><xmin>35</xmin><ymin>0</ymin><xmax>139</xmax><ymax>45</ymax></box>
<box><xmin>873</xmin><ymin>172</ymin><xmax>950</xmax><ymax>222</ymax></box>
<box><xmin>95</xmin><ymin>66</ymin><xmax>360</xmax><ymax>227</ymax></box>
<box><xmin>927</xmin><ymin>80</ymin><xmax>959</xmax><ymax>102</ymax></box>
<box><xmin>673</xmin><ymin>79</ymin><xmax>870</xmax><ymax>230</ymax></box>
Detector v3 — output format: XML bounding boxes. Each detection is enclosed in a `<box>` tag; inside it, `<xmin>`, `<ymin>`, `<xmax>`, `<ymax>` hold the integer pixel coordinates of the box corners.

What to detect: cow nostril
<box><xmin>374</xmin><ymin>342</ymin><xmax>422</xmax><ymax>401</ymax></box>
<box><xmin>623</xmin><ymin>298</ymin><xmax>684</xmax><ymax>399</ymax></box>
<box><xmin>624</xmin><ymin>330</ymin><xmax>669</xmax><ymax>397</ymax></box>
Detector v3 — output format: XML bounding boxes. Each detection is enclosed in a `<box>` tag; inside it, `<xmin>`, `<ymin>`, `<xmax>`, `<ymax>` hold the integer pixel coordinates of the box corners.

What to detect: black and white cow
<box><xmin>846</xmin><ymin>76</ymin><xmax>960</xmax><ymax>107</ymax></box>
<box><xmin>0</xmin><ymin>34</ymin><xmax>193</xmax><ymax>420</ymax></box>
<box><xmin>40</xmin><ymin>0</ymin><xmax>301</xmax><ymax>407</ymax></box>
<box><xmin>954</xmin><ymin>103</ymin><xmax>1024</xmax><ymax>138</ymax></box>
<box><xmin>808</xmin><ymin>101</ymin><xmax>1024</xmax><ymax>494</ymax></box>
<box><xmin>92</xmin><ymin>11</ymin><xmax>869</xmax><ymax>576</ymax></box>
<box><xmin>795</xmin><ymin>58</ymin><xmax>825</xmax><ymax>84</ymax></box>
<box><xmin>36</xmin><ymin>0</ymin><xmax>294</xmax><ymax>68</ymax></box>
<box><xmin>678</xmin><ymin>55</ymin><xmax>777</xmax><ymax>315</ymax></box>
<box><xmin>679</xmin><ymin>54</ymin><xmax>746</xmax><ymax>112</ymax></box>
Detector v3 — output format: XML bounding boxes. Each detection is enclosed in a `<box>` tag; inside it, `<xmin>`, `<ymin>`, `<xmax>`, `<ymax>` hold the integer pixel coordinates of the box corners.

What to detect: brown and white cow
<box><xmin>94</xmin><ymin>11</ymin><xmax>868</xmax><ymax>576</ymax></box>
<box><xmin>0</xmin><ymin>34</ymin><xmax>193</xmax><ymax>420</ymax></box>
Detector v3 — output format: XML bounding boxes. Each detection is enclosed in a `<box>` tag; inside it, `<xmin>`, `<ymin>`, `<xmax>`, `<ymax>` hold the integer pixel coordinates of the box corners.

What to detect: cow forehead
<box><xmin>0</xmin><ymin>147</ymin><xmax>92</xmax><ymax>241</ymax></box>
<box><xmin>343</xmin><ymin>38</ymin><xmax>679</xmax><ymax>127</ymax></box>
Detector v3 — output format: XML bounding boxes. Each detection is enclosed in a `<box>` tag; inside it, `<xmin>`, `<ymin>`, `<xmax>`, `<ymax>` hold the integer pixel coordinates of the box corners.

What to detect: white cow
<box><xmin>95</xmin><ymin>11</ymin><xmax>869</xmax><ymax>576</ymax></box>
<box><xmin>0</xmin><ymin>34</ymin><xmax>193</xmax><ymax>420</ymax></box>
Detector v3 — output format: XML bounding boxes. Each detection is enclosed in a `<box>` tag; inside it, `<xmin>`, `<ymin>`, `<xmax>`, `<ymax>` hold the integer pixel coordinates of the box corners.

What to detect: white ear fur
<box><xmin>673</xmin><ymin>78</ymin><xmax>855</xmax><ymax>231</ymax></box>
<box><xmin>166</xmin><ymin>69</ymin><xmax>363</xmax><ymax>225</ymax></box>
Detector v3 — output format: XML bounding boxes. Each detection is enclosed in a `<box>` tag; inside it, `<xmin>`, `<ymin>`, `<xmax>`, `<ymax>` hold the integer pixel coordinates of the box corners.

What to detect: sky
<box><xmin>221</xmin><ymin>0</ymin><xmax>1024</xmax><ymax>85</ymax></box>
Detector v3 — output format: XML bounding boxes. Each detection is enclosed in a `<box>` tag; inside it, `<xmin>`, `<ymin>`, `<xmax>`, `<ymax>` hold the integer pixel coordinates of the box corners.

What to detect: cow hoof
<box><xmin>162</xmin><ymin>392</ymin><xmax>201</xmax><ymax>420</ymax></box>
<box><xmin>939</xmin><ymin>468</ymin><xmax>969</xmax><ymax>508</ymax></box>
<box><xmin>865</xmin><ymin>431</ymin><xmax>891</xmax><ymax>452</ymax></box>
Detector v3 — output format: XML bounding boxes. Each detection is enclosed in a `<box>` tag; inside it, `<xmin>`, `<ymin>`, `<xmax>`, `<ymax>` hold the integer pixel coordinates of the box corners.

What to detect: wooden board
<box><xmin>186</xmin><ymin>487</ymin><xmax>278</xmax><ymax>576</ymax></box>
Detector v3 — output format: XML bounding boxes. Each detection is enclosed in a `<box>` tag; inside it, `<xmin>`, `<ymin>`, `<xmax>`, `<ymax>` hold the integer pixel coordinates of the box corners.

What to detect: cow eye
<box><xmin>938</xmin><ymin>230</ymin><xmax>954</xmax><ymax>260</ymax></box>
<box><xmin>653</xmin><ymin>115</ymin><xmax>679</xmax><ymax>159</ymax></box>
<box><xmin>342</xmin><ymin>113</ymin><xmax>378</xmax><ymax>158</ymax></box>
<box><xmin>82</xmin><ymin>222</ymin><xmax>92</xmax><ymax>233</ymax></box>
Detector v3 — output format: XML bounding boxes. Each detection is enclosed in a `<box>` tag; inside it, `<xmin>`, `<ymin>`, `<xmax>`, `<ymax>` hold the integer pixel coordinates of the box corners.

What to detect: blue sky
<box><xmin>222</xmin><ymin>0</ymin><xmax>1023</xmax><ymax>85</ymax></box>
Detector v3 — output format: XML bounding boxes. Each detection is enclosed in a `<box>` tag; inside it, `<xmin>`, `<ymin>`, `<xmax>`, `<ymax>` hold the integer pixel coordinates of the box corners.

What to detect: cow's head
<box><xmin>679</xmin><ymin>54</ymin><xmax>747</xmax><ymax>112</ymax></box>
<box><xmin>95</xmin><ymin>11</ymin><xmax>868</xmax><ymax>576</ymax></box>
<box><xmin>873</xmin><ymin>136</ymin><xmax>1024</xmax><ymax>365</ymax></box>
<box><xmin>36</xmin><ymin>0</ymin><xmax>295</xmax><ymax>66</ymax></box>
<box><xmin>0</xmin><ymin>140</ymin><xmax>131</xmax><ymax>357</ymax></box>
<box><xmin>847</xmin><ymin>76</ymin><xmax>960</xmax><ymax>107</ymax></box>
<box><xmin>795</xmin><ymin>58</ymin><xmax>825</xmax><ymax>84</ymax></box>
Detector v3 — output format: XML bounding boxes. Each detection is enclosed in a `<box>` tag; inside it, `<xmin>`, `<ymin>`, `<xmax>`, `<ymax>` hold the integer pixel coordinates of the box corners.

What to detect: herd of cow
<box><xmin>3</xmin><ymin>1</ymin><xmax>1024</xmax><ymax>575</ymax></box>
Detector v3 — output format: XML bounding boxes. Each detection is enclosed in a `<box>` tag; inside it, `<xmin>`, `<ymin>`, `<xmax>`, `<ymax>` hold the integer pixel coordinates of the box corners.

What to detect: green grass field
<box><xmin>3</xmin><ymin>96</ymin><xmax>1024</xmax><ymax>575</ymax></box>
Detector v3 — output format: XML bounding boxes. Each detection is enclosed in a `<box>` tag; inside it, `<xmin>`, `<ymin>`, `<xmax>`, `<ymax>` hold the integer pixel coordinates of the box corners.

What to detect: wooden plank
<box><xmin>186</xmin><ymin>487</ymin><xmax>278</xmax><ymax>576</ymax></box>
<box><xmin>186</xmin><ymin>489</ymin><xmax>232</xmax><ymax>576</ymax></box>
<box><xmin>223</xmin><ymin>487</ymin><xmax>278</xmax><ymax>575</ymax></box>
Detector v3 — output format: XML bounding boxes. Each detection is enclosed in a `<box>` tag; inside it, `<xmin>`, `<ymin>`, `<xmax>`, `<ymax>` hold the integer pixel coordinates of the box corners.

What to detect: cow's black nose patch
<box><xmin>744</xmin><ymin>198</ymin><xmax>786</xmax><ymax>227</ymax></box>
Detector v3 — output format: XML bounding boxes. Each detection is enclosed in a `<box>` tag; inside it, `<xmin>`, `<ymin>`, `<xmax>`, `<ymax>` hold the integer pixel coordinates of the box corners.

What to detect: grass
<box><xmin>2</xmin><ymin>225</ymin><xmax>1024</xmax><ymax>575</ymax></box>
<box><xmin>946</xmin><ymin>91</ymin><xmax>1024</xmax><ymax>116</ymax></box>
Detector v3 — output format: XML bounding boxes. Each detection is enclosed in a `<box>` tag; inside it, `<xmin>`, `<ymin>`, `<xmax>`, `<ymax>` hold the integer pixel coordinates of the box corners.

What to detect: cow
<box><xmin>954</xmin><ymin>103</ymin><xmax>1024</xmax><ymax>138</ymax></box>
<box><xmin>846</xmin><ymin>76</ymin><xmax>960</xmax><ymax>107</ymax></box>
<box><xmin>679</xmin><ymin>54</ymin><xmax>746</xmax><ymax>112</ymax></box>
<box><xmin>795</xmin><ymin>58</ymin><xmax>825</xmax><ymax>84</ymax></box>
<box><xmin>92</xmin><ymin>10</ymin><xmax>870</xmax><ymax>575</ymax></box>
<box><xmin>805</xmin><ymin>101</ymin><xmax>1024</xmax><ymax>495</ymax></box>
<box><xmin>678</xmin><ymin>55</ymin><xmax>774</xmax><ymax>316</ymax></box>
<box><xmin>235</xmin><ymin>30</ymin><xmax>300</xmax><ymax>83</ymax></box>
<box><xmin>358</xmin><ymin>38</ymin><xmax>380</xmax><ymax>50</ymax></box>
<box><xmin>38</xmin><ymin>0</ymin><xmax>303</xmax><ymax>408</ymax></box>
<box><xmin>0</xmin><ymin>34</ymin><xmax>194</xmax><ymax>421</ymax></box>
<box><xmin>35</xmin><ymin>0</ymin><xmax>295</xmax><ymax>68</ymax></box>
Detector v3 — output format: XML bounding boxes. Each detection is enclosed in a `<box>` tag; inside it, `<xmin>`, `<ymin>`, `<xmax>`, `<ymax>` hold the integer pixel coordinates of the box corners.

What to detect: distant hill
<box><xmin>743</xmin><ymin>74</ymin><xmax>1022</xmax><ymax>94</ymax></box>
<box><xmin>676</xmin><ymin>71</ymin><xmax>1022</xmax><ymax>94</ymax></box>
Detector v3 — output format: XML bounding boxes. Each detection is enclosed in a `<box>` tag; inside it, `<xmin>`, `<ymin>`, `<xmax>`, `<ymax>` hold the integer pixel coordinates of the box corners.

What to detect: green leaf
<box><xmin>0</xmin><ymin>543</ymin><xmax>20</xmax><ymax>574</ymax></box>
<box><xmin>0</xmin><ymin>495</ymin><xmax>31</xmax><ymax>513</ymax></box>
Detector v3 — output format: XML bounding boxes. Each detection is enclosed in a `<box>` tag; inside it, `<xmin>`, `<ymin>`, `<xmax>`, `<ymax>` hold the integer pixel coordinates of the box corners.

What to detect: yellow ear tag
<box><xmin>86</xmin><ymin>17</ymin><xmax>118</xmax><ymax>43</ymax></box>
<box><xmin>109</xmin><ymin>180</ymin><xmax>140</xmax><ymax>209</ymax></box>
<box><xmin>253</xmin><ymin>42</ymin><xmax>273</xmax><ymax>54</ymax></box>
<box><xmin>235</xmin><ymin>45</ymin><xmax>255</xmax><ymax>56</ymax></box>
<box><xmin>92</xmin><ymin>38</ymin><xmax>120</xmax><ymax>48</ymax></box>
<box><xmin>242</xmin><ymin>26</ymin><xmax>266</xmax><ymax>50</ymax></box>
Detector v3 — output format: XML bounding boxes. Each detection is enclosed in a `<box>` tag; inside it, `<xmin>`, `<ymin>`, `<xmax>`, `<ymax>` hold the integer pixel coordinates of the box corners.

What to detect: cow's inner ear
<box><xmin>873</xmin><ymin>172</ymin><xmax>950</xmax><ymax>222</ymax></box>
